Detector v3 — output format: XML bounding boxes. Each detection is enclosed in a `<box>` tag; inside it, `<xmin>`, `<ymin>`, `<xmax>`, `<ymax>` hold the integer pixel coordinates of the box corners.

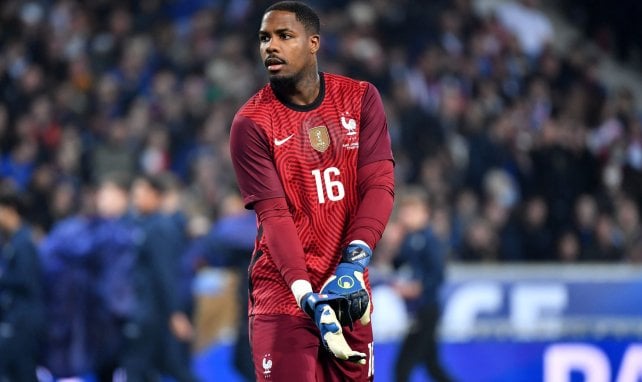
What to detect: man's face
<box><xmin>96</xmin><ymin>182</ymin><xmax>129</xmax><ymax>218</ymax></box>
<box><xmin>131</xmin><ymin>180</ymin><xmax>160</xmax><ymax>214</ymax></box>
<box><xmin>259</xmin><ymin>10</ymin><xmax>319</xmax><ymax>82</ymax></box>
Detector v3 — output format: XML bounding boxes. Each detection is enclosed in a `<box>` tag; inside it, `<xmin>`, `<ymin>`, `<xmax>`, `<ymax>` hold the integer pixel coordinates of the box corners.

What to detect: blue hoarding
<box><xmin>194</xmin><ymin>264</ymin><xmax>642</xmax><ymax>381</ymax></box>
<box><xmin>372</xmin><ymin>264</ymin><xmax>642</xmax><ymax>382</ymax></box>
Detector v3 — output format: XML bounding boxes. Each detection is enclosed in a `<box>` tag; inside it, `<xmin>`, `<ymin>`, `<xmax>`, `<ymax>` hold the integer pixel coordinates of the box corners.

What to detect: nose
<box><xmin>264</xmin><ymin>38</ymin><xmax>279</xmax><ymax>54</ymax></box>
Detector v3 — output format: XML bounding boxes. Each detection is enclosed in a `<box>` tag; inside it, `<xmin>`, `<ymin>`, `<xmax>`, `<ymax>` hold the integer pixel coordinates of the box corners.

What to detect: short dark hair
<box><xmin>135</xmin><ymin>174</ymin><xmax>166</xmax><ymax>194</ymax></box>
<box><xmin>0</xmin><ymin>191</ymin><xmax>27</xmax><ymax>217</ymax></box>
<box><xmin>265</xmin><ymin>1</ymin><xmax>320</xmax><ymax>35</ymax></box>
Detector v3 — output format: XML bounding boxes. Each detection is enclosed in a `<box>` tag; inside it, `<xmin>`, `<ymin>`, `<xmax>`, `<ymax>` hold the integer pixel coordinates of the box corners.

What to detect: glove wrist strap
<box><xmin>342</xmin><ymin>240</ymin><xmax>372</xmax><ymax>270</ymax></box>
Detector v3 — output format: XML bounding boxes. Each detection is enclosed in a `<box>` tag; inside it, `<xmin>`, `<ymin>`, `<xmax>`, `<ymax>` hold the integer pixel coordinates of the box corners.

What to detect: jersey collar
<box><xmin>272</xmin><ymin>72</ymin><xmax>325</xmax><ymax>112</ymax></box>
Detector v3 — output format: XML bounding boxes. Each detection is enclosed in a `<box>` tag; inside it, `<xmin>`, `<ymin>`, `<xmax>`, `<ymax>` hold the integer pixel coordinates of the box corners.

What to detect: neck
<box><xmin>271</xmin><ymin>70</ymin><xmax>320</xmax><ymax>106</ymax></box>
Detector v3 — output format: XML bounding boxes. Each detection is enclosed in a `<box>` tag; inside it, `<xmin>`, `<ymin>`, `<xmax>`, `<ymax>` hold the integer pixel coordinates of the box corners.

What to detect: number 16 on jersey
<box><xmin>311</xmin><ymin>167</ymin><xmax>345</xmax><ymax>203</ymax></box>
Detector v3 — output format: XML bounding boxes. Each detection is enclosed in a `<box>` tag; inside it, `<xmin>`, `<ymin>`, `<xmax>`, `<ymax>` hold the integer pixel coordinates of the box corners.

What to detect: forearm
<box><xmin>255</xmin><ymin>198</ymin><xmax>312</xmax><ymax>304</ymax></box>
<box><xmin>345</xmin><ymin>160</ymin><xmax>395</xmax><ymax>249</ymax></box>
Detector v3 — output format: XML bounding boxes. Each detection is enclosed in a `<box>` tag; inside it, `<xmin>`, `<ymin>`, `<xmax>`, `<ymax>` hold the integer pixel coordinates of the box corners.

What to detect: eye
<box><xmin>280</xmin><ymin>33</ymin><xmax>292</xmax><ymax>40</ymax></box>
<box><xmin>259</xmin><ymin>34</ymin><xmax>270</xmax><ymax>43</ymax></box>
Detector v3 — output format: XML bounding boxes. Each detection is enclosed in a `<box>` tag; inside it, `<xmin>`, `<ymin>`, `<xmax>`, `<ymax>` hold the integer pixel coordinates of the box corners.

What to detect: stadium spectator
<box><xmin>0</xmin><ymin>0</ymin><xmax>639</xmax><ymax>268</ymax></box>
<box><xmin>556</xmin><ymin>230</ymin><xmax>581</xmax><ymax>262</ymax></box>
<box><xmin>0</xmin><ymin>190</ymin><xmax>44</xmax><ymax>382</ymax></box>
<box><xmin>519</xmin><ymin>195</ymin><xmax>555</xmax><ymax>261</ymax></box>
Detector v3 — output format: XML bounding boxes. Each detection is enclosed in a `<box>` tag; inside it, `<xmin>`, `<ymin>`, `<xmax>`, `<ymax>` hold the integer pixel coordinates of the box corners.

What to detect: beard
<box><xmin>269</xmin><ymin>71</ymin><xmax>303</xmax><ymax>96</ymax></box>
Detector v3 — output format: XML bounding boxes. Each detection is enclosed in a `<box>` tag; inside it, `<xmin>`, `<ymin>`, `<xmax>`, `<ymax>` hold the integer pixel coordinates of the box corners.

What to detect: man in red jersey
<box><xmin>229</xmin><ymin>1</ymin><xmax>394</xmax><ymax>381</ymax></box>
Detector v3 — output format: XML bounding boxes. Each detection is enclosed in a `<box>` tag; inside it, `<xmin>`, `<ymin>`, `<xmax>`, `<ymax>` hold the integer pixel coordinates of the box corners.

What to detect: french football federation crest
<box><xmin>309</xmin><ymin>126</ymin><xmax>330</xmax><ymax>152</ymax></box>
<box><xmin>262</xmin><ymin>353</ymin><xmax>272</xmax><ymax>378</ymax></box>
<box><xmin>341</xmin><ymin>116</ymin><xmax>357</xmax><ymax>135</ymax></box>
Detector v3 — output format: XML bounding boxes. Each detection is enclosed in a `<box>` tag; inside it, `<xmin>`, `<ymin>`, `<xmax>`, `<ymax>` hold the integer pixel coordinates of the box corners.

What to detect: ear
<box><xmin>309</xmin><ymin>34</ymin><xmax>320</xmax><ymax>55</ymax></box>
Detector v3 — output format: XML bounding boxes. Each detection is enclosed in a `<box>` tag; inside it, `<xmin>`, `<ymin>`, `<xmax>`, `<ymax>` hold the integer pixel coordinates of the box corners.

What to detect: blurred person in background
<box><xmin>158</xmin><ymin>171</ymin><xmax>198</xmax><ymax>378</ymax></box>
<box><xmin>583</xmin><ymin>213</ymin><xmax>623</xmax><ymax>261</ymax></box>
<box><xmin>178</xmin><ymin>191</ymin><xmax>257</xmax><ymax>380</ymax></box>
<box><xmin>556</xmin><ymin>230</ymin><xmax>581</xmax><ymax>262</ymax></box>
<box><xmin>90</xmin><ymin>173</ymin><xmax>137</xmax><ymax>382</ymax></box>
<box><xmin>0</xmin><ymin>190</ymin><xmax>43</xmax><ymax>382</ymax></box>
<box><xmin>519</xmin><ymin>195</ymin><xmax>554</xmax><ymax>261</ymax></box>
<box><xmin>39</xmin><ymin>186</ymin><xmax>98</xmax><ymax>379</ymax></box>
<box><xmin>449</xmin><ymin>189</ymin><xmax>480</xmax><ymax>255</ymax></box>
<box><xmin>127</xmin><ymin>174</ymin><xmax>197</xmax><ymax>382</ymax></box>
<box><xmin>459</xmin><ymin>216</ymin><xmax>498</xmax><ymax>261</ymax></box>
<box><xmin>158</xmin><ymin>172</ymin><xmax>192</xmax><ymax>318</ymax></box>
<box><xmin>482</xmin><ymin>169</ymin><xmax>522</xmax><ymax>261</ymax></box>
<box><xmin>393</xmin><ymin>188</ymin><xmax>454</xmax><ymax>382</ymax></box>
<box><xmin>90</xmin><ymin>118</ymin><xmax>137</xmax><ymax>183</ymax></box>
<box><xmin>574</xmin><ymin>194</ymin><xmax>599</xmax><ymax>255</ymax></box>
<box><xmin>201</xmin><ymin>192</ymin><xmax>257</xmax><ymax>380</ymax></box>
<box><xmin>614</xmin><ymin>197</ymin><xmax>641</xmax><ymax>257</ymax></box>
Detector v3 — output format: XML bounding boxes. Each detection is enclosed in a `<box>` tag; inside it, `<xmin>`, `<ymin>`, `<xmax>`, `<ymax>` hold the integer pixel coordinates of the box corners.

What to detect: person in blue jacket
<box><xmin>125</xmin><ymin>174</ymin><xmax>197</xmax><ymax>382</ymax></box>
<box><xmin>39</xmin><ymin>174</ymin><xmax>137</xmax><ymax>380</ymax></box>
<box><xmin>0</xmin><ymin>190</ymin><xmax>44</xmax><ymax>382</ymax></box>
<box><xmin>393</xmin><ymin>189</ymin><xmax>455</xmax><ymax>382</ymax></box>
<box><xmin>91</xmin><ymin>173</ymin><xmax>139</xmax><ymax>382</ymax></box>
<box><xmin>39</xmin><ymin>201</ymin><xmax>99</xmax><ymax>378</ymax></box>
<box><xmin>206</xmin><ymin>193</ymin><xmax>256</xmax><ymax>381</ymax></box>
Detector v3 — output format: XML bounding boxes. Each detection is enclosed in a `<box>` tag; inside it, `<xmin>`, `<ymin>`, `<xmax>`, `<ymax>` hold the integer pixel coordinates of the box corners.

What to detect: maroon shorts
<box><xmin>249</xmin><ymin>314</ymin><xmax>374</xmax><ymax>381</ymax></box>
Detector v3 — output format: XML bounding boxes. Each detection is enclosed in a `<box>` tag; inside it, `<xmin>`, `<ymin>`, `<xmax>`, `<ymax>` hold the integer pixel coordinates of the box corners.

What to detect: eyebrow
<box><xmin>259</xmin><ymin>27</ymin><xmax>295</xmax><ymax>35</ymax></box>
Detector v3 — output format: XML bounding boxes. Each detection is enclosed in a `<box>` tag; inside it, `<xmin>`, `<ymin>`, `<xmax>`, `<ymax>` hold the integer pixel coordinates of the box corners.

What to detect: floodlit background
<box><xmin>0</xmin><ymin>0</ymin><xmax>641</xmax><ymax>381</ymax></box>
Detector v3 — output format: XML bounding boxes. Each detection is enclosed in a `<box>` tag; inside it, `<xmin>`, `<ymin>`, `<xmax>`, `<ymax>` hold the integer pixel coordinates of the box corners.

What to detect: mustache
<box><xmin>264</xmin><ymin>56</ymin><xmax>287</xmax><ymax>66</ymax></box>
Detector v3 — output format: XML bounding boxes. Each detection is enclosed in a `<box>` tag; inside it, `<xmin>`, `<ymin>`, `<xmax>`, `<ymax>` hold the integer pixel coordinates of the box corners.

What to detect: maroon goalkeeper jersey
<box><xmin>230</xmin><ymin>72</ymin><xmax>392</xmax><ymax>317</ymax></box>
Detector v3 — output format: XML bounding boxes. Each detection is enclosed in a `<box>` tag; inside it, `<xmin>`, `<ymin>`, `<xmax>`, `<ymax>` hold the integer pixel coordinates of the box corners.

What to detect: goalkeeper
<box><xmin>229</xmin><ymin>2</ymin><xmax>394</xmax><ymax>381</ymax></box>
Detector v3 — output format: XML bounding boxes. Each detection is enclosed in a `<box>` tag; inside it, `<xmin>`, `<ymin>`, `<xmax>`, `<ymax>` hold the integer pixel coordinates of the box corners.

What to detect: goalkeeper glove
<box><xmin>300</xmin><ymin>292</ymin><xmax>366</xmax><ymax>364</ymax></box>
<box><xmin>320</xmin><ymin>241</ymin><xmax>372</xmax><ymax>327</ymax></box>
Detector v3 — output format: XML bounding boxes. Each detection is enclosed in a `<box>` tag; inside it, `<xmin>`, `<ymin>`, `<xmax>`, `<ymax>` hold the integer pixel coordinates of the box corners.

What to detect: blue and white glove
<box><xmin>300</xmin><ymin>292</ymin><xmax>366</xmax><ymax>364</ymax></box>
<box><xmin>320</xmin><ymin>240</ymin><xmax>372</xmax><ymax>327</ymax></box>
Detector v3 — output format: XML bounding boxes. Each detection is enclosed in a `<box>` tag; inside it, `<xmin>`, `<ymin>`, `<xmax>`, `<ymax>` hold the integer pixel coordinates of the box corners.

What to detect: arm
<box><xmin>254</xmin><ymin>197</ymin><xmax>311</xmax><ymax>301</ymax></box>
<box><xmin>345</xmin><ymin>83</ymin><xmax>395</xmax><ymax>250</ymax></box>
<box><xmin>344</xmin><ymin>160</ymin><xmax>395</xmax><ymax>250</ymax></box>
<box><xmin>229</xmin><ymin>115</ymin><xmax>311</xmax><ymax>303</ymax></box>
<box><xmin>320</xmin><ymin>83</ymin><xmax>395</xmax><ymax>325</ymax></box>
<box><xmin>319</xmin><ymin>163</ymin><xmax>394</xmax><ymax>325</ymax></box>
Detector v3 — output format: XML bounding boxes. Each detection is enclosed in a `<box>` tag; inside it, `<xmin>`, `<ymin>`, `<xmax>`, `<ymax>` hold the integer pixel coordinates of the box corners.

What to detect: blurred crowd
<box><xmin>1</xmin><ymin>0</ymin><xmax>642</xmax><ymax>379</ymax></box>
<box><xmin>1</xmin><ymin>0</ymin><xmax>641</xmax><ymax>265</ymax></box>
<box><xmin>560</xmin><ymin>0</ymin><xmax>642</xmax><ymax>67</ymax></box>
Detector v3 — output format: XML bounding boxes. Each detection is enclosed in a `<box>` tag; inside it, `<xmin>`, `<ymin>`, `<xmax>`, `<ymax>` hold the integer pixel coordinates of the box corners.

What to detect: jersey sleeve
<box><xmin>345</xmin><ymin>160</ymin><xmax>395</xmax><ymax>249</ymax></box>
<box><xmin>254</xmin><ymin>198</ymin><xmax>310</xmax><ymax>287</ymax></box>
<box><xmin>229</xmin><ymin>114</ymin><xmax>285</xmax><ymax>208</ymax></box>
<box><xmin>358</xmin><ymin>83</ymin><xmax>394</xmax><ymax>168</ymax></box>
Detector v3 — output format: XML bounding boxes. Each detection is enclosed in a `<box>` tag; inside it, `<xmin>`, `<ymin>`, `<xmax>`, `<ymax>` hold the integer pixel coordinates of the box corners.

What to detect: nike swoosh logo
<box><xmin>274</xmin><ymin>134</ymin><xmax>295</xmax><ymax>146</ymax></box>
